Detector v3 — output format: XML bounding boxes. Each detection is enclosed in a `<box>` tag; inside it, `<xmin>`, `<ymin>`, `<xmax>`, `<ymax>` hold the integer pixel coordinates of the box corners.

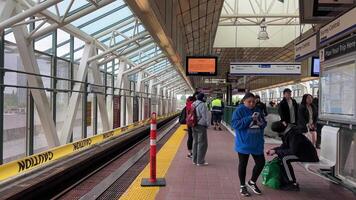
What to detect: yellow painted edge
<box><xmin>0</xmin><ymin>112</ymin><xmax>179</xmax><ymax>182</ymax></box>
<box><xmin>119</xmin><ymin>125</ymin><xmax>186</xmax><ymax>200</ymax></box>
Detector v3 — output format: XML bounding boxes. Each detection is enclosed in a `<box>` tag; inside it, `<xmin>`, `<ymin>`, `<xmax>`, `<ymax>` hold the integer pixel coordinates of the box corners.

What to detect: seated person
<box><xmin>266</xmin><ymin>121</ymin><xmax>319</xmax><ymax>191</ymax></box>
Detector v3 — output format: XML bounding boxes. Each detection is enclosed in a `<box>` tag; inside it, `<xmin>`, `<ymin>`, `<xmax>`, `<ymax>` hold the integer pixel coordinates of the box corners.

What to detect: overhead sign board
<box><xmin>319</xmin><ymin>6</ymin><xmax>356</xmax><ymax>45</ymax></box>
<box><xmin>295</xmin><ymin>34</ymin><xmax>317</xmax><ymax>61</ymax></box>
<box><xmin>230</xmin><ymin>63</ymin><xmax>301</xmax><ymax>75</ymax></box>
<box><xmin>320</xmin><ymin>34</ymin><xmax>356</xmax><ymax>62</ymax></box>
<box><xmin>204</xmin><ymin>78</ymin><xmax>226</xmax><ymax>84</ymax></box>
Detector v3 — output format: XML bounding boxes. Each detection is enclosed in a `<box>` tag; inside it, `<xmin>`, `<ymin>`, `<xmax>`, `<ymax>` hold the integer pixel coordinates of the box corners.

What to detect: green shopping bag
<box><xmin>261</xmin><ymin>157</ymin><xmax>281</xmax><ymax>189</ymax></box>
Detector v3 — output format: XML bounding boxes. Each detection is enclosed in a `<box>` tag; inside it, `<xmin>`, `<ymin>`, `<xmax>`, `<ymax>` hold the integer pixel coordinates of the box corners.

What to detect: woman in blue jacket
<box><xmin>232</xmin><ymin>92</ymin><xmax>266</xmax><ymax>197</ymax></box>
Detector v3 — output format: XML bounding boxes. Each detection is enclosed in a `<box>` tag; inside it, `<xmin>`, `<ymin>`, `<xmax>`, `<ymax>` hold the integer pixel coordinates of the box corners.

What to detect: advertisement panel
<box><xmin>113</xmin><ymin>95</ymin><xmax>120</xmax><ymax>129</ymax></box>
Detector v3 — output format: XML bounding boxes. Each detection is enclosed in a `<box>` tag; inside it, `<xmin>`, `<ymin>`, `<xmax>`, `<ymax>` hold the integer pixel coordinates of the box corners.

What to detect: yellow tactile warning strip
<box><xmin>119</xmin><ymin>125</ymin><xmax>186</xmax><ymax>200</ymax></box>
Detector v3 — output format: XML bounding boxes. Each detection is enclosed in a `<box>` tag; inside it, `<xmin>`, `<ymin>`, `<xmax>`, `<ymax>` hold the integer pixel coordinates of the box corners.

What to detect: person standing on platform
<box><xmin>255</xmin><ymin>95</ymin><xmax>268</xmax><ymax>117</ymax></box>
<box><xmin>192</xmin><ymin>93</ymin><xmax>210</xmax><ymax>166</ymax></box>
<box><xmin>211</xmin><ymin>95</ymin><xmax>224</xmax><ymax>131</ymax></box>
<box><xmin>298</xmin><ymin>94</ymin><xmax>318</xmax><ymax>147</ymax></box>
<box><xmin>231</xmin><ymin>92</ymin><xmax>266</xmax><ymax>197</ymax></box>
<box><xmin>278</xmin><ymin>88</ymin><xmax>298</xmax><ymax>125</ymax></box>
<box><xmin>185</xmin><ymin>96</ymin><xmax>196</xmax><ymax>158</ymax></box>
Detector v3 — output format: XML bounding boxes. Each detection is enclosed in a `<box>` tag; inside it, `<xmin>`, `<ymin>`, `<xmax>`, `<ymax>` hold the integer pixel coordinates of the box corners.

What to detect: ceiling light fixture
<box><xmin>257</xmin><ymin>18</ymin><xmax>269</xmax><ymax>40</ymax></box>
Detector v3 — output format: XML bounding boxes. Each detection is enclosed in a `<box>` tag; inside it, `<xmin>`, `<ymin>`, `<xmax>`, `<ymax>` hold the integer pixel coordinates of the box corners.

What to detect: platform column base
<box><xmin>141</xmin><ymin>178</ymin><xmax>166</xmax><ymax>187</ymax></box>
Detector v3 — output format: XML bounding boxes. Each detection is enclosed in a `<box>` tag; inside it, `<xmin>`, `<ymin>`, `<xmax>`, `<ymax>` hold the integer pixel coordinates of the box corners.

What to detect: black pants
<box><xmin>238</xmin><ymin>153</ymin><xmax>265</xmax><ymax>185</ymax></box>
<box><xmin>187</xmin><ymin>127</ymin><xmax>193</xmax><ymax>151</ymax></box>
<box><xmin>316</xmin><ymin>123</ymin><xmax>323</xmax><ymax>147</ymax></box>
<box><xmin>281</xmin><ymin>155</ymin><xmax>300</xmax><ymax>183</ymax></box>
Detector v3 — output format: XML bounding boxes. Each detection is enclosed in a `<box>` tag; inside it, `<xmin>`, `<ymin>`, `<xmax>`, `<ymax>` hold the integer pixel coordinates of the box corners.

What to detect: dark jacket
<box><xmin>298</xmin><ymin>104</ymin><xmax>318</xmax><ymax>133</ymax></box>
<box><xmin>278</xmin><ymin>98</ymin><xmax>298</xmax><ymax>124</ymax></box>
<box><xmin>312</xmin><ymin>97</ymin><xmax>318</xmax><ymax>109</ymax></box>
<box><xmin>273</xmin><ymin>126</ymin><xmax>319</xmax><ymax>162</ymax></box>
<box><xmin>256</xmin><ymin>102</ymin><xmax>268</xmax><ymax>116</ymax></box>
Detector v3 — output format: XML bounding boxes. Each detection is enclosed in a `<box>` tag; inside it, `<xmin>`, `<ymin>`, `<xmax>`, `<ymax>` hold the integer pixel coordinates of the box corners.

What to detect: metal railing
<box><xmin>223</xmin><ymin>106</ymin><xmax>236</xmax><ymax>127</ymax></box>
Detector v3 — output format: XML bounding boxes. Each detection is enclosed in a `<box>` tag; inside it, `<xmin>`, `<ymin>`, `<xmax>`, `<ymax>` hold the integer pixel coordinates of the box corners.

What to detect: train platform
<box><xmin>120</xmin><ymin>125</ymin><xmax>355</xmax><ymax>200</ymax></box>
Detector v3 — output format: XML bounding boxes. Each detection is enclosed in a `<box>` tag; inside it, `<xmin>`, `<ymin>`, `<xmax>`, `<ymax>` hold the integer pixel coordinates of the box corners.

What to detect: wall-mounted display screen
<box><xmin>311</xmin><ymin>57</ymin><xmax>320</xmax><ymax>76</ymax></box>
<box><xmin>186</xmin><ymin>56</ymin><xmax>217</xmax><ymax>76</ymax></box>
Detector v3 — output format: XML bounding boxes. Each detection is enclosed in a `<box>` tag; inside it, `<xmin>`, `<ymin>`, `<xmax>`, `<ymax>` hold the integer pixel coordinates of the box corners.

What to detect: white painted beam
<box><xmin>28</xmin><ymin>0</ymin><xmax>115</xmax><ymax>39</ymax></box>
<box><xmin>122</xmin><ymin>54</ymin><xmax>165</xmax><ymax>75</ymax></box>
<box><xmin>90</xmin><ymin>46</ymin><xmax>110</xmax><ymax>132</ymax></box>
<box><xmin>136</xmin><ymin>71</ymin><xmax>143</xmax><ymax>120</ymax></box>
<box><xmin>152</xmin><ymin>74</ymin><xmax>178</xmax><ymax>87</ymax></box>
<box><xmin>0</xmin><ymin>0</ymin><xmax>16</xmax><ymax>26</ymax></box>
<box><xmin>60</xmin><ymin>44</ymin><xmax>94</xmax><ymax>144</ymax></box>
<box><xmin>88</xmin><ymin>31</ymin><xmax>149</xmax><ymax>62</ymax></box>
<box><xmin>12</xmin><ymin>14</ymin><xmax>60</xmax><ymax>147</ymax></box>
<box><xmin>140</xmin><ymin>67</ymin><xmax>172</xmax><ymax>82</ymax></box>
<box><xmin>0</xmin><ymin>0</ymin><xmax>62</xmax><ymax>31</ymax></box>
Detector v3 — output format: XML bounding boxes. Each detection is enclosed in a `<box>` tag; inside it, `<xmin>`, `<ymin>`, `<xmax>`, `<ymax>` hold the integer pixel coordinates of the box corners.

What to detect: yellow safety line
<box><xmin>119</xmin><ymin>125</ymin><xmax>186</xmax><ymax>200</ymax></box>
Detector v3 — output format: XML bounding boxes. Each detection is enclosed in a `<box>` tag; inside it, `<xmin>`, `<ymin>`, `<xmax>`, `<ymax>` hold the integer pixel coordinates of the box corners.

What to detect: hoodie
<box><xmin>231</xmin><ymin>104</ymin><xmax>266</xmax><ymax>155</ymax></box>
<box><xmin>192</xmin><ymin>100</ymin><xmax>209</xmax><ymax>127</ymax></box>
<box><xmin>273</xmin><ymin>125</ymin><xmax>319</xmax><ymax>162</ymax></box>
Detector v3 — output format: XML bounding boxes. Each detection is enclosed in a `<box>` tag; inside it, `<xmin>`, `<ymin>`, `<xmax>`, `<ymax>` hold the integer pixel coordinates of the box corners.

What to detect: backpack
<box><xmin>179</xmin><ymin>107</ymin><xmax>187</xmax><ymax>124</ymax></box>
<box><xmin>186</xmin><ymin>102</ymin><xmax>202</xmax><ymax>127</ymax></box>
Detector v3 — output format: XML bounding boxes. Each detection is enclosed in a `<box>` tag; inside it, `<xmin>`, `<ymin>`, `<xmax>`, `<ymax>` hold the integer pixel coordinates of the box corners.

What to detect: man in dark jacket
<box><xmin>255</xmin><ymin>95</ymin><xmax>268</xmax><ymax>116</ymax></box>
<box><xmin>278</xmin><ymin>88</ymin><xmax>298</xmax><ymax>125</ymax></box>
<box><xmin>266</xmin><ymin>121</ymin><xmax>319</xmax><ymax>191</ymax></box>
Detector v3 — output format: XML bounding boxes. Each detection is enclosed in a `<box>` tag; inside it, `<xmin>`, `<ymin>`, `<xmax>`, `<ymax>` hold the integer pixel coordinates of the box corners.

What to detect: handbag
<box><xmin>262</xmin><ymin>157</ymin><xmax>282</xmax><ymax>189</ymax></box>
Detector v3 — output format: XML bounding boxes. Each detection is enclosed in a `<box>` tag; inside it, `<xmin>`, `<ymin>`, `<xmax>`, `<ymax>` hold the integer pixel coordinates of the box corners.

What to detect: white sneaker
<box><xmin>196</xmin><ymin>162</ymin><xmax>208</xmax><ymax>166</ymax></box>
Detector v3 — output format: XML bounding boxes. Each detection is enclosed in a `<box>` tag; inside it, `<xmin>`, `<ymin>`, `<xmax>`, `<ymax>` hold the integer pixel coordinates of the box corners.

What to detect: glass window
<box><xmin>72</xmin><ymin>64</ymin><xmax>83</xmax><ymax>141</ymax></box>
<box><xmin>34</xmin><ymin>53</ymin><xmax>52</xmax><ymax>153</ymax></box>
<box><xmin>3</xmin><ymin>43</ymin><xmax>27</xmax><ymax>163</ymax></box>
<box><xmin>56</xmin><ymin>59</ymin><xmax>70</xmax><ymax>133</ymax></box>
<box><xmin>35</xmin><ymin>34</ymin><xmax>53</xmax><ymax>53</ymax></box>
<box><xmin>97</xmin><ymin>101</ymin><xmax>103</xmax><ymax>134</ymax></box>
<box><xmin>338</xmin><ymin>128</ymin><xmax>356</xmax><ymax>183</ymax></box>
<box><xmin>57</xmin><ymin>29</ymin><xmax>71</xmax><ymax>58</ymax></box>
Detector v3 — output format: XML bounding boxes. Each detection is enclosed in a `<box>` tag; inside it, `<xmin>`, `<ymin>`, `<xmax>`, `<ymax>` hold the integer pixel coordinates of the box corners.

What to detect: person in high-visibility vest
<box><xmin>211</xmin><ymin>95</ymin><xmax>224</xmax><ymax>131</ymax></box>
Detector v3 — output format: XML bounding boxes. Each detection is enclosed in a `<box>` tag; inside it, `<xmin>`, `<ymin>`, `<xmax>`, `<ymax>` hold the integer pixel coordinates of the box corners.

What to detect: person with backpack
<box><xmin>231</xmin><ymin>92</ymin><xmax>266</xmax><ymax>197</ymax></box>
<box><xmin>190</xmin><ymin>92</ymin><xmax>209</xmax><ymax>166</ymax></box>
<box><xmin>185</xmin><ymin>96</ymin><xmax>196</xmax><ymax>158</ymax></box>
<box><xmin>267</xmin><ymin>121</ymin><xmax>319</xmax><ymax>191</ymax></box>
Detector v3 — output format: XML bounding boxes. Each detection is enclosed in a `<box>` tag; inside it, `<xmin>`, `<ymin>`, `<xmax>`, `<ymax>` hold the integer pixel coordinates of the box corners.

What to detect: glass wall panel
<box><xmin>57</xmin><ymin>29</ymin><xmax>70</xmax><ymax>59</ymax></box>
<box><xmin>338</xmin><ymin>128</ymin><xmax>356</xmax><ymax>184</ymax></box>
<box><xmin>35</xmin><ymin>34</ymin><xmax>53</xmax><ymax>53</ymax></box>
<box><xmin>34</xmin><ymin>53</ymin><xmax>52</xmax><ymax>153</ymax></box>
<box><xmin>3</xmin><ymin>43</ymin><xmax>27</xmax><ymax>163</ymax></box>
<box><xmin>56</xmin><ymin>59</ymin><xmax>70</xmax><ymax>133</ymax></box>
<box><xmin>72</xmin><ymin>98</ymin><xmax>83</xmax><ymax>141</ymax></box>
<box><xmin>72</xmin><ymin>64</ymin><xmax>83</xmax><ymax>141</ymax></box>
